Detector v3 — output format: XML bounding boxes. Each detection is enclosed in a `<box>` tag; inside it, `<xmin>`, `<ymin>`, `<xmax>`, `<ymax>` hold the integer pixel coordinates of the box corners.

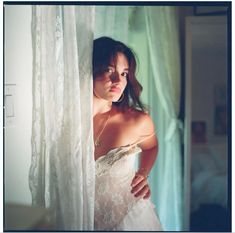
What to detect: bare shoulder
<box><xmin>126</xmin><ymin>109</ymin><xmax>157</xmax><ymax>150</ymax></box>
<box><xmin>112</xmin><ymin>107</ymin><xmax>157</xmax><ymax>149</ymax></box>
<box><xmin>125</xmin><ymin>108</ymin><xmax>155</xmax><ymax>136</ymax></box>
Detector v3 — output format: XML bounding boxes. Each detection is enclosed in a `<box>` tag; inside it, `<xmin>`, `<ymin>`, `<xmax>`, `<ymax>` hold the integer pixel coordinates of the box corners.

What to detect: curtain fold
<box><xmin>29</xmin><ymin>6</ymin><xmax>95</xmax><ymax>230</ymax></box>
<box><xmin>144</xmin><ymin>6</ymin><xmax>183</xmax><ymax>231</ymax></box>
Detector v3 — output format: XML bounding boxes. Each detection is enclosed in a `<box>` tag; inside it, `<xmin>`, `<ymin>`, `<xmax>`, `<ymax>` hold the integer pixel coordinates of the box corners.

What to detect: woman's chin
<box><xmin>111</xmin><ymin>97</ymin><xmax>121</xmax><ymax>102</ymax></box>
<box><xmin>106</xmin><ymin>94</ymin><xmax>120</xmax><ymax>102</ymax></box>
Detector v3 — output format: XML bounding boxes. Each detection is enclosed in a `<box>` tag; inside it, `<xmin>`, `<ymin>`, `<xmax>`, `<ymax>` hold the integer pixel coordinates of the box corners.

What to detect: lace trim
<box><xmin>95</xmin><ymin>146</ymin><xmax>141</xmax><ymax>177</ymax></box>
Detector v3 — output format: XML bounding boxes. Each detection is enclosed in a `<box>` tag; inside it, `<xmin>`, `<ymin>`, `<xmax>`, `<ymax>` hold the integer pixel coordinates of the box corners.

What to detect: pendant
<box><xmin>95</xmin><ymin>139</ymin><xmax>101</xmax><ymax>147</ymax></box>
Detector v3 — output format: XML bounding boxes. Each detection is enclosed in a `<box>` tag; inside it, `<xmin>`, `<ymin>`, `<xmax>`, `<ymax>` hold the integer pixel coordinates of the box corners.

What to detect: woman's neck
<box><xmin>93</xmin><ymin>95</ymin><xmax>112</xmax><ymax>116</ymax></box>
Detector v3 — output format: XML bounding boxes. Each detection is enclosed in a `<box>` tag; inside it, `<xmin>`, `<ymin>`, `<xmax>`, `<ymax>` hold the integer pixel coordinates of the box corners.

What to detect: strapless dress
<box><xmin>95</xmin><ymin>145</ymin><xmax>163</xmax><ymax>231</ymax></box>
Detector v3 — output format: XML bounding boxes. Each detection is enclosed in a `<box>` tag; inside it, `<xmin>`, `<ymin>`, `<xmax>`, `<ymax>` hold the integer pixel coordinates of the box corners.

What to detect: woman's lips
<box><xmin>110</xmin><ymin>87</ymin><xmax>121</xmax><ymax>93</ymax></box>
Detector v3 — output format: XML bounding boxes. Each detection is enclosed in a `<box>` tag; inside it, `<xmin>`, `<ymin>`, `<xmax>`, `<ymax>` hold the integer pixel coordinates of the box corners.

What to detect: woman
<box><xmin>93</xmin><ymin>37</ymin><xmax>162</xmax><ymax>231</ymax></box>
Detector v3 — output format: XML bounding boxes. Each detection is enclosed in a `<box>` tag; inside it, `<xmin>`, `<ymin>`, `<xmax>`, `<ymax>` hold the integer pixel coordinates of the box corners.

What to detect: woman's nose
<box><xmin>111</xmin><ymin>71</ymin><xmax>122</xmax><ymax>83</ymax></box>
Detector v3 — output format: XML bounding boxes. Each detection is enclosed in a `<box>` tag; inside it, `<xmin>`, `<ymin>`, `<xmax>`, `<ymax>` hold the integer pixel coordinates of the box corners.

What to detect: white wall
<box><xmin>5</xmin><ymin>5</ymin><xmax>32</xmax><ymax>204</ymax></box>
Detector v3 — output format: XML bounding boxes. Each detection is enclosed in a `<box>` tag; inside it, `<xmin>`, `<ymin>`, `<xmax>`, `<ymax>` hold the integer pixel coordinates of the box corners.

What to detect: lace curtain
<box><xmin>29</xmin><ymin>6</ymin><xmax>95</xmax><ymax>230</ymax></box>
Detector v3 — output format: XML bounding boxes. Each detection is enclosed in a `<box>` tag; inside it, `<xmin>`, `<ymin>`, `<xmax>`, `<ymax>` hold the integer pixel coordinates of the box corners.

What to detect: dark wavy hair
<box><xmin>92</xmin><ymin>37</ymin><xmax>145</xmax><ymax>112</ymax></box>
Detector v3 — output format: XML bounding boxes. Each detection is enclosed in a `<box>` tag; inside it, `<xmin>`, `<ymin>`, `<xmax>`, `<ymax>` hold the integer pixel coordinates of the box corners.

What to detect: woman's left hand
<box><xmin>131</xmin><ymin>173</ymin><xmax>151</xmax><ymax>199</ymax></box>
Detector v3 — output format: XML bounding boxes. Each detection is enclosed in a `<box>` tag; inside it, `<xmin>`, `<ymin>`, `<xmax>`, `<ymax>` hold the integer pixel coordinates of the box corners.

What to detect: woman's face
<box><xmin>94</xmin><ymin>52</ymin><xmax>128</xmax><ymax>102</ymax></box>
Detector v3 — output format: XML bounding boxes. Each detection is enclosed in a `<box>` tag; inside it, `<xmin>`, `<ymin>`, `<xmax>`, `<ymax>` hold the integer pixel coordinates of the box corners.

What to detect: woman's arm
<box><xmin>131</xmin><ymin>113</ymin><xmax>158</xmax><ymax>199</ymax></box>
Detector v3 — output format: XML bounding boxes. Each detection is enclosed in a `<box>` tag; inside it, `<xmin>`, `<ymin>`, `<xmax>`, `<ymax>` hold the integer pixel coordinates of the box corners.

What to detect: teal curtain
<box><xmin>145</xmin><ymin>6</ymin><xmax>183</xmax><ymax>230</ymax></box>
<box><xmin>94</xmin><ymin>6</ymin><xmax>130</xmax><ymax>42</ymax></box>
<box><xmin>95</xmin><ymin>6</ymin><xmax>183</xmax><ymax>231</ymax></box>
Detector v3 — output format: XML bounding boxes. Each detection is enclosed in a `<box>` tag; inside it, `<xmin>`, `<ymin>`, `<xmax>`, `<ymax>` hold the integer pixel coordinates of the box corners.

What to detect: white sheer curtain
<box><xmin>144</xmin><ymin>6</ymin><xmax>183</xmax><ymax>231</ymax></box>
<box><xmin>29</xmin><ymin>6</ymin><xmax>95</xmax><ymax>230</ymax></box>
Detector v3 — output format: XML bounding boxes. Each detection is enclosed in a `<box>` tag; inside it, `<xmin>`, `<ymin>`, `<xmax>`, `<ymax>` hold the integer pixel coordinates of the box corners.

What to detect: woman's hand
<box><xmin>131</xmin><ymin>173</ymin><xmax>151</xmax><ymax>199</ymax></box>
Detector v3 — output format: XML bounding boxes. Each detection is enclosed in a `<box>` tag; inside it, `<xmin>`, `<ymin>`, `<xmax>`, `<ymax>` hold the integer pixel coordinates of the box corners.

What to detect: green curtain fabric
<box><xmin>94</xmin><ymin>6</ymin><xmax>130</xmax><ymax>43</ymax></box>
<box><xmin>144</xmin><ymin>6</ymin><xmax>183</xmax><ymax>231</ymax></box>
<box><xmin>95</xmin><ymin>6</ymin><xmax>183</xmax><ymax>231</ymax></box>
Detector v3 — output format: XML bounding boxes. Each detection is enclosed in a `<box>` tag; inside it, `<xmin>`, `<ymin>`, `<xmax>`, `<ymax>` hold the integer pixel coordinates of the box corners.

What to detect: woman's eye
<box><xmin>122</xmin><ymin>72</ymin><xmax>128</xmax><ymax>78</ymax></box>
<box><xmin>106</xmin><ymin>68</ymin><xmax>114</xmax><ymax>74</ymax></box>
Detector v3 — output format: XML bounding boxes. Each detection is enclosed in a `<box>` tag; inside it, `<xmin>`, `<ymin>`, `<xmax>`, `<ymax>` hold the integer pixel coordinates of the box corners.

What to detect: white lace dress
<box><xmin>95</xmin><ymin>145</ymin><xmax>163</xmax><ymax>231</ymax></box>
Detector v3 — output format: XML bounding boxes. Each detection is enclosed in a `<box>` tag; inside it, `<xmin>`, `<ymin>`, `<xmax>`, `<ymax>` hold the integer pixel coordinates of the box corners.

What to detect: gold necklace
<box><xmin>94</xmin><ymin>111</ymin><xmax>111</xmax><ymax>147</ymax></box>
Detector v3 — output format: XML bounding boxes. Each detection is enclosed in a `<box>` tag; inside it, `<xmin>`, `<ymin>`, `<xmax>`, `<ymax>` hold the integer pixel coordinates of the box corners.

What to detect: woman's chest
<box><xmin>94</xmin><ymin>122</ymin><xmax>140</xmax><ymax>160</ymax></box>
<box><xmin>95</xmin><ymin>145</ymin><xmax>141</xmax><ymax>178</ymax></box>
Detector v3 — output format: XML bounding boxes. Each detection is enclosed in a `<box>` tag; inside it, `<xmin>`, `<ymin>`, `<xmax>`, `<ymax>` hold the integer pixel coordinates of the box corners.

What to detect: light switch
<box><xmin>5</xmin><ymin>84</ymin><xmax>16</xmax><ymax>127</ymax></box>
<box><xmin>5</xmin><ymin>95</ymin><xmax>14</xmax><ymax>117</ymax></box>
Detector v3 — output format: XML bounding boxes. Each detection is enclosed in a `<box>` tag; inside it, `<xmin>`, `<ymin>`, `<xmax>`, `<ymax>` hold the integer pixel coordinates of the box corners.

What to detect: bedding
<box><xmin>191</xmin><ymin>143</ymin><xmax>227</xmax><ymax>212</ymax></box>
